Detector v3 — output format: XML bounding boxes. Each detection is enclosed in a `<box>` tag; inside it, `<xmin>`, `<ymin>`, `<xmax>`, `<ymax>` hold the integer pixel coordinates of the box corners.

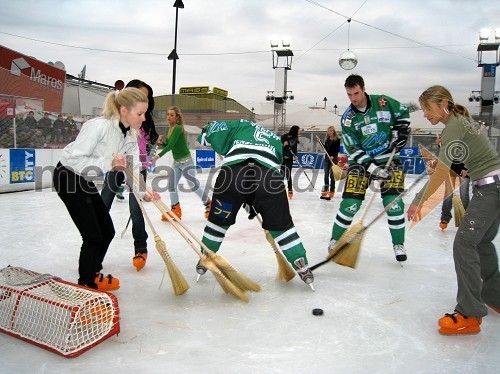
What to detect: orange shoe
<box><xmin>204</xmin><ymin>199</ymin><xmax>211</xmax><ymax>219</ymax></box>
<box><xmin>162</xmin><ymin>203</ymin><xmax>182</xmax><ymax>221</ymax></box>
<box><xmin>327</xmin><ymin>191</ymin><xmax>334</xmax><ymax>199</ymax></box>
<box><xmin>320</xmin><ymin>189</ymin><xmax>329</xmax><ymax>200</ymax></box>
<box><xmin>288</xmin><ymin>190</ymin><xmax>293</xmax><ymax>199</ymax></box>
<box><xmin>438</xmin><ymin>311</ymin><xmax>481</xmax><ymax>335</ymax></box>
<box><xmin>78</xmin><ymin>302</ymin><xmax>114</xmax><ymax>325</ymax></box>
<box><xmin>439</xmin><ymin>220</ymin><xmax>448</xmax><ymax>230</ymax></box>
<box><xmin>133</xmin><ymin>252</ymin><xmax>148</xmax><ymax>272</ymax></box>
<box><xmin>95</xmin><ymin>273</ymin><xmax>120</xmax><ymax>291</ymax></box>
<box><xmin>487</xmin><ymin>304</ymin><xmax>500</xmax><ymax>313</ymax></box>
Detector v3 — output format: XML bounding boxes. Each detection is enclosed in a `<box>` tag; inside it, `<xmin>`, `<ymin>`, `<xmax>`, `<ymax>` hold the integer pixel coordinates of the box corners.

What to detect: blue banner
<box><xmin>294</xmin><ymin>152</ymin><xmax>324</xmax><ymax>169</ymax></box>
<box><xmin>196</xmin><ymin>149</ymin><xmax>216</xmax><ymax>168</ymax></box>
<box><xmin>399</xmin><ymin>147</ymin><xmax>425</xmax><ymax>174</ymax></box>
<box><xmin>10</xmin><ymin>149</ymin><xmax>35</xmax><ymax>183</ymax></box>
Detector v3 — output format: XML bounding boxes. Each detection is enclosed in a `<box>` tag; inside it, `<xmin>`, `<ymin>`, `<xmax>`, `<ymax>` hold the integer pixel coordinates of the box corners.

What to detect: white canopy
<box><xmin>256</xmin><ymin>106</ymin><xmax>342</xmax><ymax>132</ymax></box>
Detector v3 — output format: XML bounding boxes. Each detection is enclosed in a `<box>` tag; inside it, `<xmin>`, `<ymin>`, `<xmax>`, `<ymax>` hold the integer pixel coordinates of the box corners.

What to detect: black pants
<box><xmin>53</xmin><ymin>163</ymin><xmax>115</xmax><ymax>288</ymax></box>
<box><xmin>100</xmin><ymin>169</ymin><xmax>148</xmax><ymax>252</ymax></box>
<box><xmin>208</xmin><ymin>163</ymin><xmax>293</xmax><ymax>231</ymax></box>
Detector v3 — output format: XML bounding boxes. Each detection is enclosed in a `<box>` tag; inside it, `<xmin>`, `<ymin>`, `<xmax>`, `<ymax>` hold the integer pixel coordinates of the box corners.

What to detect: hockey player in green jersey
<box><xmin>196</xmin><ymin>119</ymin><xmax>314</xmax><ymax>288</ymax></box>
<box><xmin>329</xmin><ymin>74</ymin><xmax>410</xmax><ymax>263</ymax></box>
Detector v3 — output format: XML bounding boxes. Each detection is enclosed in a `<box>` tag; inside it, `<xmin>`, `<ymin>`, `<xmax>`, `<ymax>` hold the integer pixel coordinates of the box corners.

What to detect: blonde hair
<box><xmin>102</xmin><ymin>87</ymin><xmax>148</xmax><ymax>138</ymax></box>
<box><xmin>167</xmin><ymin>106</ymin><xmax>184</xmax><ymax>138</ymax></box>
<box><xmin>325</xmin><ymin>126</ymin><xmax>339</xmax><ymax>141</ymax></box>
<box><xmin>419</xmin><ymin>85</ymin><xmax>471</xmax><ymax>118</ymax></box>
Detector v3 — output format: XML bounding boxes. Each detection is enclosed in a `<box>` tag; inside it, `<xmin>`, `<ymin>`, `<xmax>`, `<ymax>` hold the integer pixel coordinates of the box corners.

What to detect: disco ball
<box><xmin>339</xmin><ymin>50</ymin><xmax>358</xmax><ymax>70</ymax></box>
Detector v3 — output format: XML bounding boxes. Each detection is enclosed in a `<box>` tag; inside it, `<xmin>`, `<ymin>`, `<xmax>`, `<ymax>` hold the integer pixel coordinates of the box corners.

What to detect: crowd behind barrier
<box><xmin>0</xmin><ymin>111</ymin><xmax>85</xmax><ymax>149</ymax></box>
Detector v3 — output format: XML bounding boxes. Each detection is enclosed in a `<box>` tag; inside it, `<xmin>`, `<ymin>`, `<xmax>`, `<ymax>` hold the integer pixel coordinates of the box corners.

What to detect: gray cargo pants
<box><xmin>453</xmin><ymin>181</ymin><xmax>500</xmax><ymax>318</ymax></box>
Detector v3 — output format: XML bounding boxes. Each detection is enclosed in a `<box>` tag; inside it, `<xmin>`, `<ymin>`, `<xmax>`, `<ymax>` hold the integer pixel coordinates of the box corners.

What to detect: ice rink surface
<box><xmin>0</xmin><ymin>170</ymin><xmax>498</xmax><ymax>374</ymax></box>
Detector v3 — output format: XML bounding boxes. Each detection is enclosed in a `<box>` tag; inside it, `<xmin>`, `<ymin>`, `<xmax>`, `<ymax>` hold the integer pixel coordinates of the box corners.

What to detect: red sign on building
<box><xmin>0</xmin><ymin>45</ymin><xmax>66</xmax><ymax>112</ymax></box>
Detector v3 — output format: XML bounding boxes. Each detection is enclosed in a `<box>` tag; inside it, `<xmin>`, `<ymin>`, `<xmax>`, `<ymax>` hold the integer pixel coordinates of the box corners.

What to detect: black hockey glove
<box><xmin>389</xmin><ymin>126</ymin><xmax>410</xmax><ymax>152</ymax></box>
<box><xmin>366</xmin><ymin>163</ymin><xmax>390</xmax><ymax>181</ymax></box>
<box><xmin>243</xmin><ymin>203</ymin><xmax>258</xmax><ymax>220</ymax></box>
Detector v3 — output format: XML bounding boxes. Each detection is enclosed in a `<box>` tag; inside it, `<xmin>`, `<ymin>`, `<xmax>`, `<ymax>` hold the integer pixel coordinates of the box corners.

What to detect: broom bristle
<box><xmin>211</xmin><ymin>255</ymin><xmax>261</xmax><ymax>292</ymax></box>
<box><xmin>166</xmin><ymin>260</ymin><xmax>190</xmax><ymax>296</ymax></box>
<box><xmin>332</xmin><ymin>164</ymin><xmax>343</xmax><ymax>181</ymax></box>
<box><xmin>203</xmin><ymin>258</ymin><xmax>249</xmax><ymax>302</ymax></box>
<box><xmin>275</xmin><ymin>250</ymin><xmax>296</xmax><ymax>282</ymax></box>
<box><xmin>452</xmin><ymin>194</ymin><xmax>465</xmax><ymax>227</ymax></box>
<box><xmin>329</xmin><ymin>222</ymin><xmax>364</xmax><ymax>268</ymax></box>
<box><xmin>155</xmin><ymin>239</ymin><xmax>190</xmax><ymax>296</ymax></box>
<box><xmin>264</xmin><ymin>230</ymin><xmax>295</xmax><ymax>282</ymax></box>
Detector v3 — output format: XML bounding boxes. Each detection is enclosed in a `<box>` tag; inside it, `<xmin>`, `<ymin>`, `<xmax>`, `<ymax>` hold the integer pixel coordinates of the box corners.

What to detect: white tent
<box><xmin>256</xmin><ymin>106</ymin><xmax>342</xmax><ymax>132</ymax></box>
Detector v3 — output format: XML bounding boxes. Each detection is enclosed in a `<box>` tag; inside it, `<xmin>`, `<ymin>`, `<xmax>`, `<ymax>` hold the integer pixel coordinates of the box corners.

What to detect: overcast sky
<box><xmin>0</xmin><ymin>0</ymin><xmax>498</xmax><ymax>114</ymax></box>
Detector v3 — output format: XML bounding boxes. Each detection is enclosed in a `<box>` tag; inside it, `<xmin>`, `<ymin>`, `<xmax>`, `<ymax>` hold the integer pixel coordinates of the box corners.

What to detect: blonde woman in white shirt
<box><xmin>53</xmin><ymin>87</ymin><xmax>159</xmax><ymax>291</ymax></box>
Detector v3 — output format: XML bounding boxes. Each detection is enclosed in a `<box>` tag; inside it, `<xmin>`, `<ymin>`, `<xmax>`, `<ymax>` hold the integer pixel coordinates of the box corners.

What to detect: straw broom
<box><xmin>419</xmin><ymin>143</ymin><xmax>465</xmax><ymax>227</ymax></box>
<box><xmin>130</xmin><ymin>188</ymin><xmax>189</xmax><ymax>296</ymax></box>
<box><xmin>255</xmin><ymin>214</ymin><xmax>295</xmax><ymax>282</ymax></box>
<box><xmin>126</xmin><ymin>159</ymin><xmax>261</xmax><ymax>293</ymax></box>
<box><xmin>328</xmin><ymin>148</ymin><xmax>397</xmax><ymax>268</ymax></box>
<box><xmin>154</xmin><ymin>202</ymin><xmax>250</xmax><ymax>302</ymax></box>
<box><xmin>311</xmin><ymin>170</ymin><xmax>429</xmax><ymax>271</ymax></box>
<box><xmin>156</xmin><ymin>199</ymin><xmax>261</xmax><ymax>293</ymax></box>
<box><xmin>124</xmin><ymin>166</ymin><xmax>249</xmax><ymax>301</ymax></box>
<box><xmin>316</xmin><ymin>135</ymin><xmax>344</xmax><ymax>181</ymax></box>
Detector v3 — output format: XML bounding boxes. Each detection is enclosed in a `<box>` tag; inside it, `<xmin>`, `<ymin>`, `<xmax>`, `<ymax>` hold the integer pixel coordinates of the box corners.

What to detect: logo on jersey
<box><xmin>207</xmin><ymin>121</ymin><xmax>228</xmax><ymax>136</ymax></box>
<box><xmin>361</xmin><ymin>123</ymin><xmax>378</xmax><ymax>136</ymax></box>
<box><xmin>344</xmin><ymin>119</ymin><xmax>351</xmax><ymax>128</ymax></box>
<box><xmin>363</xmin><ymin>115</ymin><xmax>371</xmax><ymax>125</ymax></box>
<box><xmin>254</xmin><ymin>127</ymin><xmax>271</xmax><ymax>144</ymax></box>
<box><xmin>376</xmin><ymin>111</ymin><xmax>391</xmax><ymax>123</ymax></box>
<box><xmin>378</xmin><ymin>97</ymin><xmax>387</xmax><ymax>108</ymax></box>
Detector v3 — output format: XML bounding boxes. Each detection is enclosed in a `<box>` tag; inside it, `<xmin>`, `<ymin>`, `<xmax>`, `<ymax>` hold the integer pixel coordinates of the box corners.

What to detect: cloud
<box><xmin>0</xmin><ymin>0</ymin><xmax>497</xmax><ymax>115</ymax></box>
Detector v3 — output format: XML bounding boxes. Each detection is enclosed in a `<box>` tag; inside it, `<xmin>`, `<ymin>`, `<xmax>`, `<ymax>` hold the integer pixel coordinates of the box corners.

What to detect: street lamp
<box><xmin>323</xmin><ymin>97</ymin><xmax>327</xmax><ymax>109</ymax></box>
<box><xmin>168</xmin><ymin>0</ymin><xmax>184</xmax><ymax>103</ymax></box>
<box><xmin>334</xmin><ymin>104</ymin><xmax>338</xmax><ymax>114</ymax></box>
<box><xmin>270</xmin><ymin>40</ymin><xmax>293</xmax><ymax>132</ymax></box>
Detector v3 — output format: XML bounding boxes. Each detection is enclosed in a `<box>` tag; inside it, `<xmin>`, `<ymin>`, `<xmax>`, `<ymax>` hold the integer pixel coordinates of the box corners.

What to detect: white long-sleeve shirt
<box><xmin>59</xmin><ymin>116</ymin><xmax>140</xmax><ymax>178</ymax></box>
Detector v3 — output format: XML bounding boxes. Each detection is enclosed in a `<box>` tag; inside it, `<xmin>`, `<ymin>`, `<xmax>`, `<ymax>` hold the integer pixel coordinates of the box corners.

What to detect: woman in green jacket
<box><xmin>151</xmin><ymin>106</ymin><xmax>210</xmax><ymax>219</ymax></box>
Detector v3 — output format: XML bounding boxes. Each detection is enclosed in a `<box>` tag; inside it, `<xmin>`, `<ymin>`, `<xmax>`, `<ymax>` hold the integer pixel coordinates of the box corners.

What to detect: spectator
<box><xmin>281</xmin><ymin>125</ymin><xmax>300</xmax><ymax>199</ymax></box>
<box><xmin>319</xmin><ymin>126</ymin><xmax>341</xmax><ymax>200</ymax></box>
<box><xmin>30</xmin><ymin>127</ymin><xmax>46</xmax><ymax>148</ymax></box>
<box><xmin>52</xmin><ymin>114</ymin><xmax>65</xmax><ymax>142</ymax></box>
<box><xmin>38</xmin><ymin>112</ymin><xmax>53</xmax><ymax>140</ymax></box>
<box><xmin>24</xmin><ymin>111</ymin><xmax>37</xmax><ymax>130</ymax></box>
<box><xmin>0</xmin><ymin>126</ymin><xmax>15</xmax><ymax>148</ymax></box>
<box><xmin>63</xmin><ymin>114</ymin><xmax>77</xmax><ymax>143</ymax></box>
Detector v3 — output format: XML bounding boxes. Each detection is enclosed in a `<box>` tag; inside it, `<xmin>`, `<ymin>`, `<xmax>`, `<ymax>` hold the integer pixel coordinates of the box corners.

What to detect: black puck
<box><xmin>312</xmin><ymin>308</ymin><xmax>324</xmax><ymax>316</ymax></box>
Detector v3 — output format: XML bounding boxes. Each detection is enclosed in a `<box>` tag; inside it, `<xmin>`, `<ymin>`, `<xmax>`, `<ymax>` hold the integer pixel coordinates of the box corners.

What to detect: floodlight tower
<box><xmin>269</xmin><ymin>40</ymin><xmax>294</xmax><ymax>133</ymax></box>
<box><xmin>472</xmin><ymin>28</ymin><xmax>500</xmax><ymax>136</ymax></box>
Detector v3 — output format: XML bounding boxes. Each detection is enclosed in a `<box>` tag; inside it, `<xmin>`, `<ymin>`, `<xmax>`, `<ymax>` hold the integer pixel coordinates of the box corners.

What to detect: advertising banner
<box><xmin>294</xmin><ymin>152</ymin><xmax>324</xmax><ymax>169</ymax></box>
<box><xmin>0</xmin><ymin>45</ymin><xmax>65</xmax><ymax>112</ymax></box>
<box><xmin>9</xmin><ymin>148</ymin><xmax>35</xmax><ymax>183</ymax></box>
<box><xmin>196</xmin><ymin>149</ymin><xmax>216</xmax><ymax>168</ymax></box>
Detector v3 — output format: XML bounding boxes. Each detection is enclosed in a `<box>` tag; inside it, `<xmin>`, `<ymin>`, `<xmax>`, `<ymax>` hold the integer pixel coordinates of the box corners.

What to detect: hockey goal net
<box><xmin>0</xmin><ymin>266</ymin><xmax>120</xmax><ymax>358</ymax></box>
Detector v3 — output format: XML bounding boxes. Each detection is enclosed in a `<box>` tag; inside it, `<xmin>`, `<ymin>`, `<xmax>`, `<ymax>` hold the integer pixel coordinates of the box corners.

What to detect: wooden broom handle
<box><xmin>129</xmin><ymin>186</ymin><xmax>158</xmax><ymax>238</ymax></box>
<box><xmin>359</xmin><ymin>148</ymin><xmax>397</xmax><ymax>222</ymax></box>
<box><xmin>125</xmin><ymin>167</ymin><xmax>211</xmax><ymax>259</ymax></box>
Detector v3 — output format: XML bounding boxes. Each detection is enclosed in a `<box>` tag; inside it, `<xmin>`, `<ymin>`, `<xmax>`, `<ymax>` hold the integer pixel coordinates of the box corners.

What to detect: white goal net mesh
<box><xmin>0</xmin><ymin>266</ymin><xmax>120</xmax><ymax>357</ymax></box>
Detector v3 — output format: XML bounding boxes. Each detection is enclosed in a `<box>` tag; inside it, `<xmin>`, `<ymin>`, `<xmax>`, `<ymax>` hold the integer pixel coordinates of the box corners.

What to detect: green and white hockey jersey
<box><xmin>341</xmin><ymin>94</ymin><xmax>410</xmax><ymax>166</ymax></box>
<box><xmin>197</xmin><ymin>119</ymin><xmax>283</xmax><ymax>172</ymax></box>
